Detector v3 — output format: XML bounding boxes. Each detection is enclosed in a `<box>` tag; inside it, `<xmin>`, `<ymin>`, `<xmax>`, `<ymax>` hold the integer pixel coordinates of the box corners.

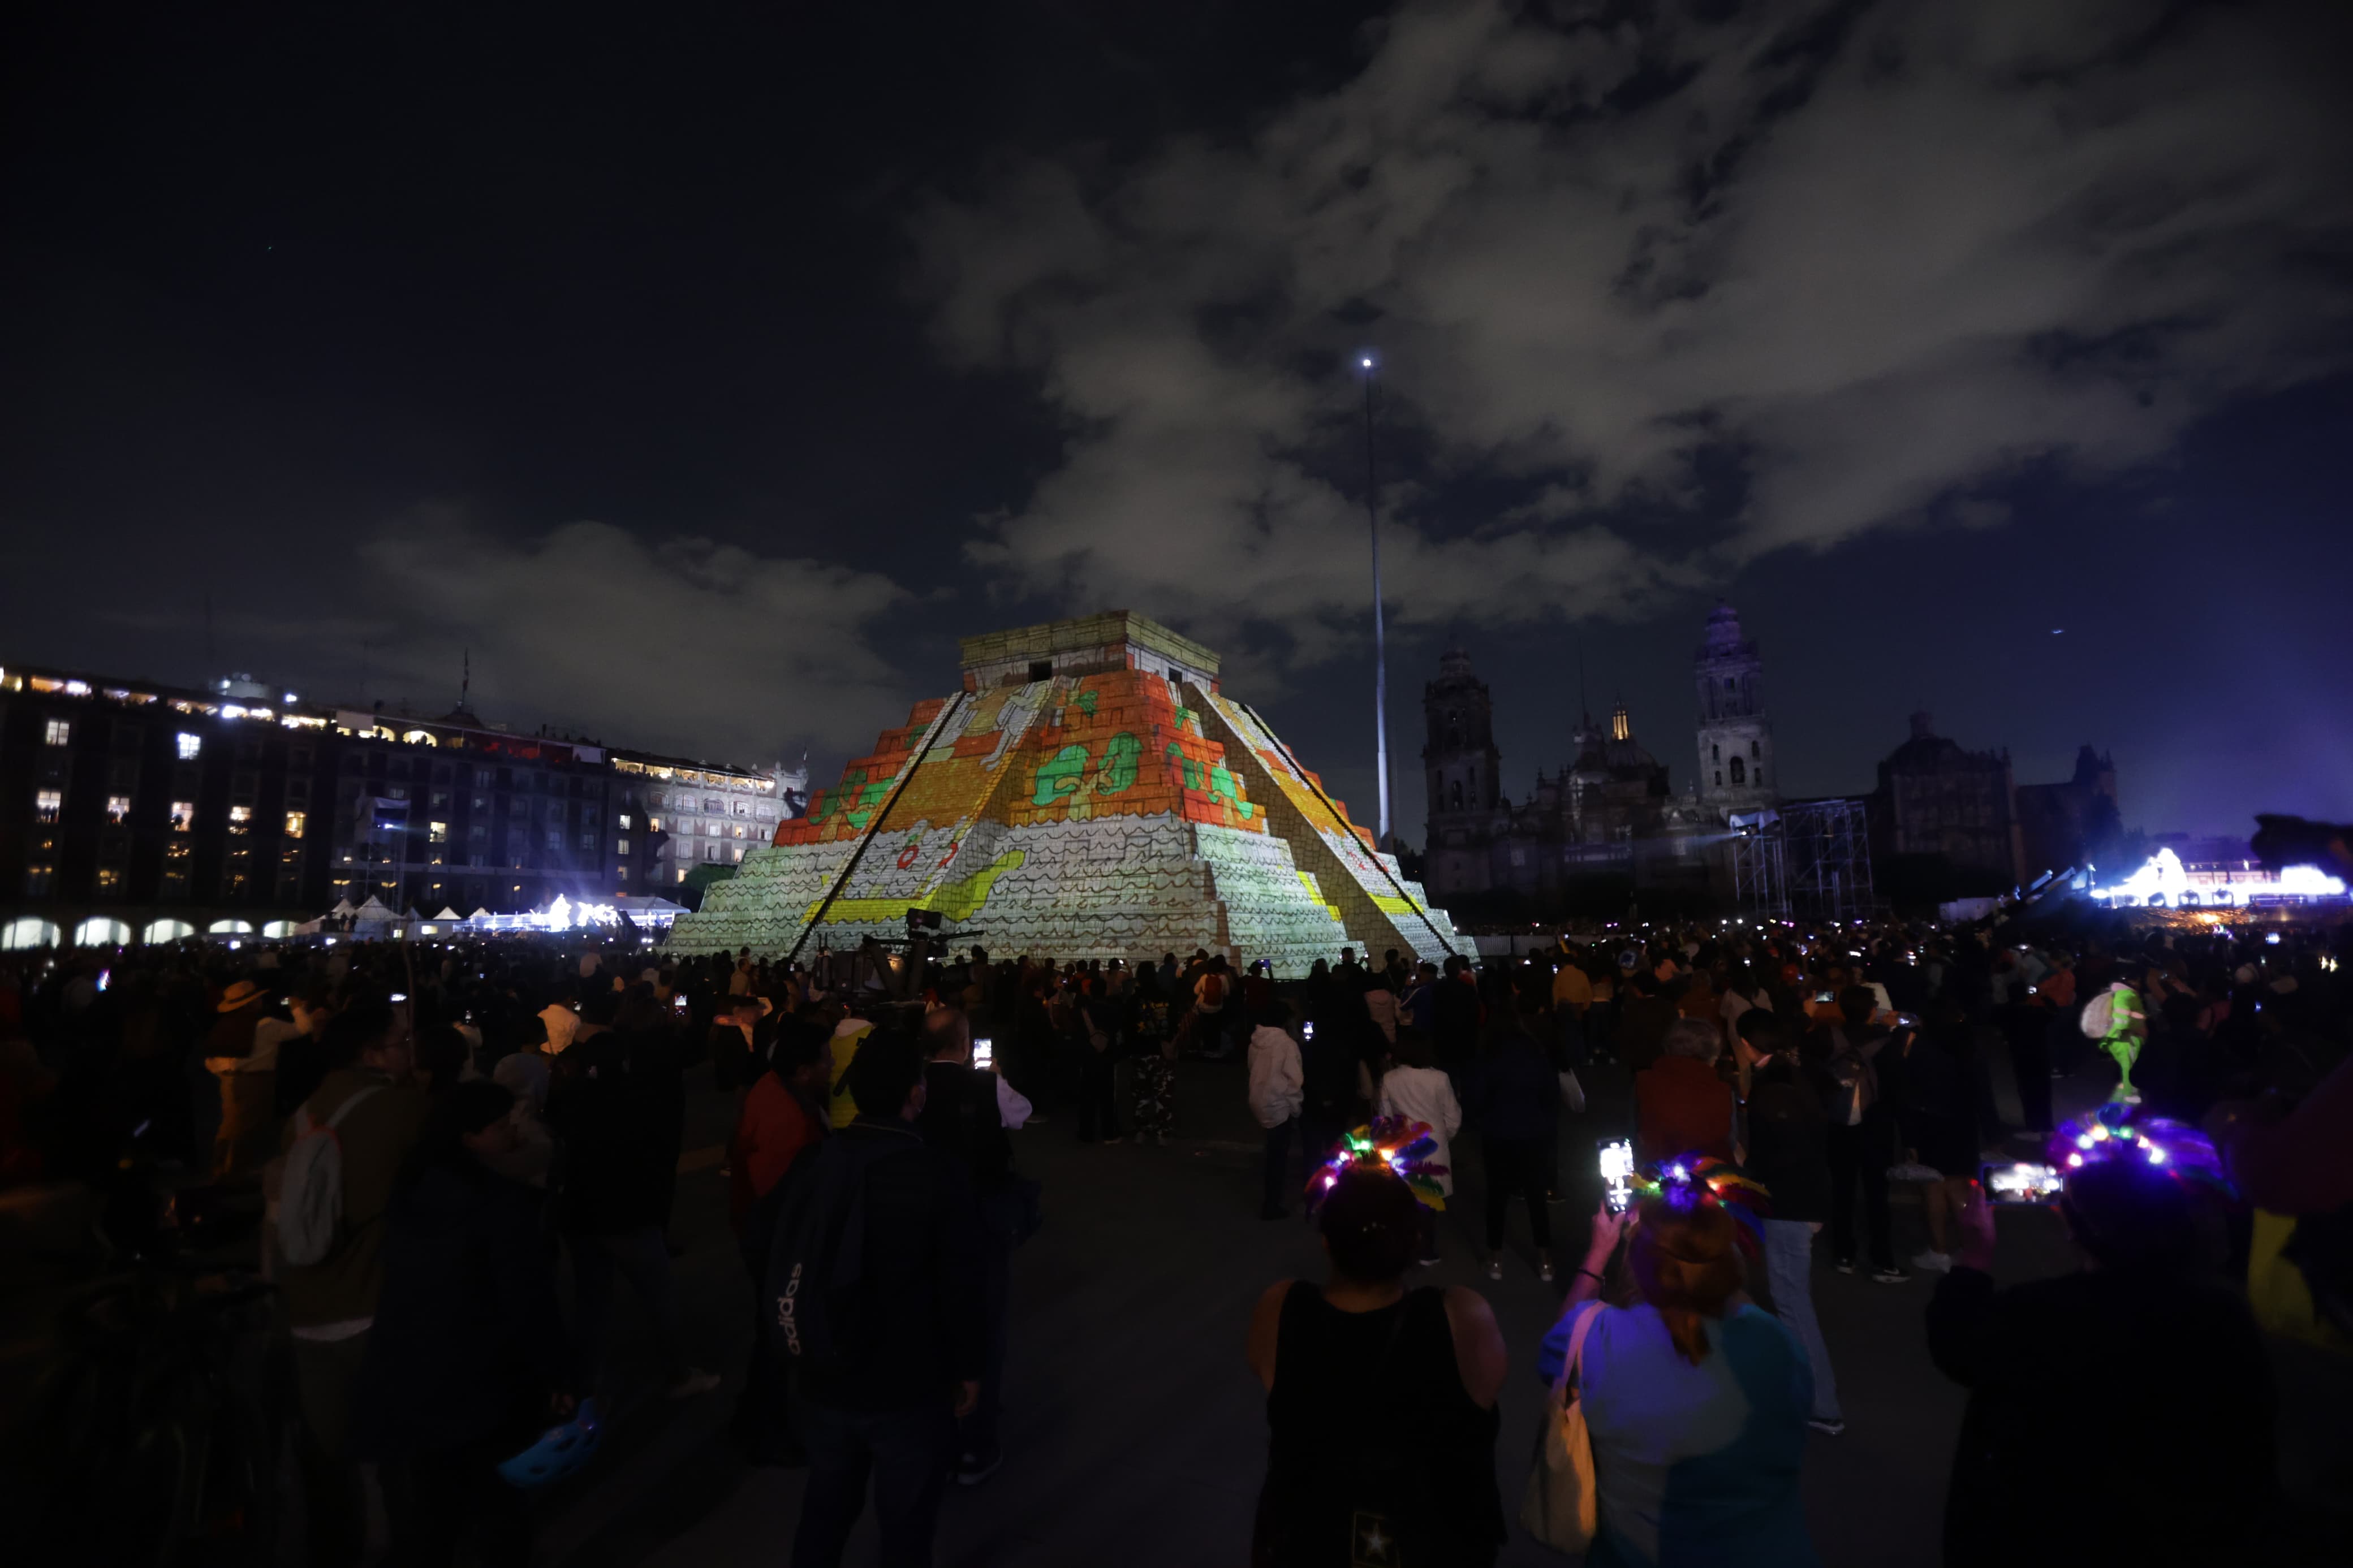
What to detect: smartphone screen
<box><xmin>673</xmin><ymin>992</ymin><xmax>689</xmax><ymax>1013</ymax></box>
<box><xmin>972</xmin><ymin>1036</ymin><xmax>994</xmax><ymax>1071</ymax></box>
<box><xmin>1814</xmin><ymin>991</ymin><xmax>1835</xmax><ymax>1004</ymax></box>
<box><xmin>1598</xmin><ymin>1138</ymin><xmax>1635</xmax><ymax>1213</ymax></box>
<box><xmin>1983</xmin><ymin>1161</ymin><xmax>2064</xmax><ymax>1204</ymax></box>
<box><xmin>1302</xmin><ymin>1021</ymin><xmax>1315</xmax><ymax>1040</ymax></box>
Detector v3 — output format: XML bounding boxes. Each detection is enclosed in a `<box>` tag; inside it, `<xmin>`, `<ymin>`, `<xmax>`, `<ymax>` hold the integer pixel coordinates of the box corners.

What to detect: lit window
<box><xmin>648</xmin><ymin>815</ymin><xmax>663</xmax><ymax>832</ymax></box>
<box><xmin>732</xmin><ymin>823</ymin><xmax>747</xmax><ymax>840</ymax></box>
<box><xmin>176</xmin><ymin>732</ymin><xmax>202</xmax><ymax>759</ymax></box>
<box><xmin>618</xmin><ymin>813</ymin><xmax>632</xmax><ymax>830</ymax></box>
<box><xmin>429</xmin><ymin>820</ymin><xmax>449</xmax><ymax>843</ymax></box>
<box><xmin>617</xmin><ymin>839</ymin><xmax>631</xmax><ymax>856</ymax></box>
<box><xmin>25</xmin><ymin>863</ymin><xmax>54</xmax><ymax>896</ymax></box>
<box><xmin>733</xmin><ymin>844</ymin><xmax>746</xmax><ymax>862</ymax></box>
<box><xmin>106</xmin><ymin>794</ymin><xmax>131</xmax><ymax>823</ymax></box>
<box><xmin>35</xmin><ymin>789</ymin><xmax>62</xmax><ymax>822</ymax></box>
<box><xmin>286</xmin><ymin>810</ymin><xmax>307</xmax><ymax>839</ymax></box>
<box><xmin>228</xmin><ymin>805</ymin><xmax>252</xmax><ymax>833</ymax></box>
<box><xmin>96</xmin><ymin>867</ymin><xmax>123</xmax><ymax>891</ymax></box>
<box><xmin>676</xmin><ymin>867</ymin><xmax>689</xmax><ymax>884</ymax></box>
<box><xmin>617</xmin><ymin>866</ymin><xmax>629</xmax><ymax>882</ymax></box>
<box><xmin>44</xmin><ymin>719</ymin><xmax>71</xmax><ymax>746</ymax></box>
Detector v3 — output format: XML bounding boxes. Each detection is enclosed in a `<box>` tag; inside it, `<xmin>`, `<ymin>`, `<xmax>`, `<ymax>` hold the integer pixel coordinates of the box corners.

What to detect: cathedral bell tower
<box><xmin>1695</xmin><ymin>602</ymin><xmax>1775</xmax><ymax>818</ymax></box>
<box><xmin>1421</xmin><ymin>647</ymin><xmax>1499</xmax><ymax>902</ymax></box>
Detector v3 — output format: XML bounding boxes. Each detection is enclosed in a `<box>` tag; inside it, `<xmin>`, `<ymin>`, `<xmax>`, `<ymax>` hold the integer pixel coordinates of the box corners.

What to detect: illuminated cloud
<box><xmin>355</xmin><ymin>510</ymin><xmax>913</xmax><ymax>764</ymax></box>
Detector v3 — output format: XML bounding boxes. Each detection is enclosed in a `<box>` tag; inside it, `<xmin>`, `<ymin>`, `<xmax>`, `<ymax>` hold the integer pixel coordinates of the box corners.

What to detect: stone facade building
<box><xmin>1419</xmin><ymin>603</ymin><xmax>1768</xmax><ymax>913</ymax></box>
<box><xmin>1868</xmin><ymin>713</ymin><xmax>2026</xmax><ymax>890</ymax></box>
<box><xmin>2016</xmin><ymin>745</ymin><xmax>2121</xmax><ymax>880</ymax></box>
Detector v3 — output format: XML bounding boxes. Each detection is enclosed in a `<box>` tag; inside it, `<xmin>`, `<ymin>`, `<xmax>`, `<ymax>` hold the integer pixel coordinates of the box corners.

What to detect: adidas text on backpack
<box><xmin>278</xmin><ymin>1086</ymin><xmax>380</xmax><ymax>1267</ymax></box>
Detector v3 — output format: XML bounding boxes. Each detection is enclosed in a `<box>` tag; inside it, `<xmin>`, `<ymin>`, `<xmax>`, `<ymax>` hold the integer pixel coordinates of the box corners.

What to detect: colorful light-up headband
<box><xmin>2048</xmin><ymin>1103</ymin><xmax>2235</xmax><ymax>1200</ymax></box>
<box><xmin>1631</xmin><ymin>1154</ymin><xmax>1772</xmax><ymax>1249</ymax></box>
<box><xmin>1307</xmin><ymin>1116</ymin><xmax>1450</xmax><ymax>1211</ymax></box>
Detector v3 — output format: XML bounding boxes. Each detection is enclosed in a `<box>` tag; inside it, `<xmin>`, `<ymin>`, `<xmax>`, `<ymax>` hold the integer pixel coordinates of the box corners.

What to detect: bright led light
<box><xmin>1360</xmin><ymin>356</ymin><xmax>1373</xmax><ymax>368</ymax></box>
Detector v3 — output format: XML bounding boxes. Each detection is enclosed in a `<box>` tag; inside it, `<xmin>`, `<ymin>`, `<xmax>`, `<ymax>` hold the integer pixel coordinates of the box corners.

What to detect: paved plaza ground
<box><xmin>528</xmin><ymin>1056</ymin><xmax>2353</xmax><ymax>1568</ymax></box>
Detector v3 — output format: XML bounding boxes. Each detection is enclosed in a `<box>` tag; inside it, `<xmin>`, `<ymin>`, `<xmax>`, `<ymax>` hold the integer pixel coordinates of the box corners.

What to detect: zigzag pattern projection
<box><xmin>667</xmin><ymin>634</ymin><xmax>1462</xmax><ymax>970</ymax></box>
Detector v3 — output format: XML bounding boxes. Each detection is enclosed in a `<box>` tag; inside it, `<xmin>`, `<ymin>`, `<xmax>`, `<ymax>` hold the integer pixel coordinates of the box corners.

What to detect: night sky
<box><xmin>6</xmin><ymin>2</ymin><xmax>2350</xmax><ymax>843</ymax></box>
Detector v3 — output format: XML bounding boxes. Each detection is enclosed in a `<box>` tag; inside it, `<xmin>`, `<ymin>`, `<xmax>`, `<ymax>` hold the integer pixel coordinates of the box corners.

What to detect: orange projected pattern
<box><xmin>779</xmin><ymin>668</ymin><xmax>1264</xmax><ymax>852</ymax></box>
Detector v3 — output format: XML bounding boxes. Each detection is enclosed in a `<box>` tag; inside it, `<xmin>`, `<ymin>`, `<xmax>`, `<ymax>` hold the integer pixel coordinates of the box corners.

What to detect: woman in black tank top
<box><xmin>1247</xmin><ymin>1164</ymin><xmax>1508</xmax><ymax>1567</ymax></box>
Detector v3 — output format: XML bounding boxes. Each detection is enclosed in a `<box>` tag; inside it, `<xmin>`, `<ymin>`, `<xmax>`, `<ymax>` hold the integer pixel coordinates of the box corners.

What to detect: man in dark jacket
<box><xmin>790</xmin><ymin>1031</ymin><xmax>986</xmax><ymax>1566</ymax></box>
<box><xmin>1927</xmin><ymin>1161</ymin><xmax>2276</xmax><ymax>1566</ymax></box>
<box><xmin>1467</xmin><ymin>1011</ymin><xmax>1560</xmax><ymax>1277</ymax></box>
<box><xmin>1740</xmin><ymin>1010</ymin><xmax>1843</xmax><ymax>1433</ymax></box>
<box><xmin>548</xmin><ymin>1030</ymin><xmax>719</xmax><ymax>1399</ymax></box>
<box><xmin>917</xmin><ymin>1005</ymin><xmax>1018</xmax><ymax>1484</ymax></box>
<box><xmin>1810</xmin><ymin>986</ymin><xmax>1903</xmax><ymax>1281</ymax></box>
<box><xmin>354</xmin><ymin>1080</ymin><xmax>573</xmax><ymax>1566</ymax></box>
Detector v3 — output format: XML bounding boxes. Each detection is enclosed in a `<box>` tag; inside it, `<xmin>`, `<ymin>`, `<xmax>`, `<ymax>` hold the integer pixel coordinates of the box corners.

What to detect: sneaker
<box><xmin>1807</xmin><ymin>1417</ymin><xmax>1847</xmax><ymax>1437</ymax></box>
<box><xmin>954</xmin><ymin>1450</ymin><xmax>1003</xmax><ymax>1487</ymax></box>
<box><xmin>1871</xmin><ymin>1264</ymin><xmax>1910</xmax><ymax>1285</ymax></box>
<box><xmin>1912</xmin><ymin>1249</ymin><xmax>1953</xmax><ymax>1274</ymax></box>
<box><xmin>667</xmin><ymin>1368</ymin><xmax>723</xmax><ymax>1399</ymax></box>
<box><xmin>1833</xmin><ymin>1258</ymin><xmax>1857</xmax><ymax>1275</ymax></box>
<box><xmin>1485</xmin><ymin>1259</ymin><xmax>1505</xmax><ymax>1281</ymax></box>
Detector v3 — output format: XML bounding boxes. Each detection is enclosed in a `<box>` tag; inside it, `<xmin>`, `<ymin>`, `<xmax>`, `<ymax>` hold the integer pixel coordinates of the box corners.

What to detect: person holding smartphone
<box><xmin>1927</xmin><ymin>1141</ymin><xmax>2276</xmax><ymax>1565</ymax></box>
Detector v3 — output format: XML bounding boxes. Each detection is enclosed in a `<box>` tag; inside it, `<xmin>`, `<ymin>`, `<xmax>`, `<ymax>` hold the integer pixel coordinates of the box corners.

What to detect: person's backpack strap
<box><xmin>325</xmin><ymin>1084</ymin><xmax>381</xmax><ymax>1131</ymax></box>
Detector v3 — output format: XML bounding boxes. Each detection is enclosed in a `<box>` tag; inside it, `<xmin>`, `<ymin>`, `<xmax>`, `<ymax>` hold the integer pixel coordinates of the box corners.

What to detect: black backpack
<box><xmin>759</xmin><ymin>1130</ymin><xmax>913</xmax><ymax>1383</ymax></box>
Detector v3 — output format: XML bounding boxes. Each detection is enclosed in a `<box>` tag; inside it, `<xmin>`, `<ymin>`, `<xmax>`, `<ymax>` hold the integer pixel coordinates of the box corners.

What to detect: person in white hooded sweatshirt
<box><xmin>1248</xmin><ymin>1002</ymin><xmax>1306</xmax><ymax>1219</ymax></box>
<box><xmin>1377</xmin><ymin>1027</ymin><xmax>1462</xmax><ymax>1264</ymax></box>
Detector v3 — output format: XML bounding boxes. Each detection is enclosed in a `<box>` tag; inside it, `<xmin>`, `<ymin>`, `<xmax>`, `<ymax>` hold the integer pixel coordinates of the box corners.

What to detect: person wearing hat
<box><xmin>205</xmin><ymin>978</ymin><xmax>281</xmax><ymax>1183</ymax></box>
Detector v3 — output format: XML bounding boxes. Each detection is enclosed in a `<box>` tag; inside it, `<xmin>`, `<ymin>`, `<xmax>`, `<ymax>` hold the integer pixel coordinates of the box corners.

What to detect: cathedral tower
<box><xmin>1421</xmin><ymin>647</ymin><xmax>1499</xmax><ymax>901</ymax></box>
<box><xmin>1695</xmin><ymin>602</ymin><xmax>1775</xmax><ymax>818</ymax></box>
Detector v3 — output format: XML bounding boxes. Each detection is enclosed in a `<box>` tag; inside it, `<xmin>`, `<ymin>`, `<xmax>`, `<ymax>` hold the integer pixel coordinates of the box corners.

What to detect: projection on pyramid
<box><xmin>665</xmin><ymin>612</ymin><xmax>1463</xmax><ymax>970</ymax></box>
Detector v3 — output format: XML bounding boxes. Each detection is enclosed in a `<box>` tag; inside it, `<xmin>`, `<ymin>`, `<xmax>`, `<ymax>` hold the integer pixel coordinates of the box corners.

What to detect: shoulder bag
<box><xmin>1520</xmin><ymin>1301</ymin><xmax>1602</xmax><ymax>1553</ymax></box>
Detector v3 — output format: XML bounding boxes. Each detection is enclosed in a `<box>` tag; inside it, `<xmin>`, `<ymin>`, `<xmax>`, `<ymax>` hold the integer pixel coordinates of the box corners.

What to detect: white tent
<box><xmin>433</xmin><ymin>907</ymin><xmax>463</xmax><ymax>921</ymax></box>
<box><xmin>352</xmin><ymin>896</ymin><xmax>398</xmax><ymax>926</ymax></box>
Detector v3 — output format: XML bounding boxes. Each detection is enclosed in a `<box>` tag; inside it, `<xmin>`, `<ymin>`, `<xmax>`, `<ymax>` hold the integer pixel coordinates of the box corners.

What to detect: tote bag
<box><xmin>1520</xmin><ymin>1301</ymin><xmax>1602</xmax><ymax>1554</ymax></box>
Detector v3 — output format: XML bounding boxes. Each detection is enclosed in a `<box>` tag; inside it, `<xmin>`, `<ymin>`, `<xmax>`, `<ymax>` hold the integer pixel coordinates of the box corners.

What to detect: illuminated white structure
<box><xmin>2089</xmin><ymin>846</ymin><xmax>2345</xmax><ymax>907</ymax></box>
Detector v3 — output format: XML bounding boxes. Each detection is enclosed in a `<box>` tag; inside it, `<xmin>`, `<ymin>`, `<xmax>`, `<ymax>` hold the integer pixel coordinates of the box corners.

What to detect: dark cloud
<box><xmin>351</xmin><ymin>512</ymin><xmax>912</xmax><ymax>764</ymax></box>
<box><xmin>912</xmin><ymin>0</ymin><xmax>2353</xmax><ymax>658</ymax></box>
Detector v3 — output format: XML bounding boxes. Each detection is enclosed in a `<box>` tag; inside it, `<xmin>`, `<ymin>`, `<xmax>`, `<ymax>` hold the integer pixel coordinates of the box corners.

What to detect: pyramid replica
<box><xmin>665</xmin><ymin>612</ymin><xmax>1463</xmax><ymax>972</ymax></box>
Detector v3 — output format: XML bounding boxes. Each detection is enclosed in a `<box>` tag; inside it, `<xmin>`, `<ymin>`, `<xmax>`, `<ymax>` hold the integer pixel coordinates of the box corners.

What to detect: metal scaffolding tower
<box><xmin>1783</xmin><ymin>797</ymin><xmax>1875</xmax><ymax>922</ymax></box>
<box><xmin>1730</xmin><ymin>798</ymin><xmax>1875</xmax><ymax>922</ymax></box>
<box><xmin>1729</xmin><ymin>810</ymin><xmax>1788</xmax><ymax>919</ymax></box>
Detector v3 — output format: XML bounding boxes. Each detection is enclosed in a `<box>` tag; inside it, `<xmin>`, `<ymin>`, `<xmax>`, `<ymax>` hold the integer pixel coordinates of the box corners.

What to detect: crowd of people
<box><xmin>0</xmin><ymin>898</ymin><xmax>2346</xmax><ymax>1565</ymax></box>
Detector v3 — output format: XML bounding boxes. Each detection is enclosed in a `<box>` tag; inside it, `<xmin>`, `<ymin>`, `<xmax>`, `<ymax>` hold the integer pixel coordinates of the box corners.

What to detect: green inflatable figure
<box><xmin>2093</xmin><ymin>982</ymin><xmax>2147</xmax><ymax>1103</ymax></box>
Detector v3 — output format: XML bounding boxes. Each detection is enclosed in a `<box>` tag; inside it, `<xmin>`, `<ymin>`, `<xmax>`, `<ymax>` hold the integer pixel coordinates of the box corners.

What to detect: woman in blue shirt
<box><xmin>1537</xmin><ymin>1196</ymin><xmax>1819</xmax><ymax>1567</ymax></box>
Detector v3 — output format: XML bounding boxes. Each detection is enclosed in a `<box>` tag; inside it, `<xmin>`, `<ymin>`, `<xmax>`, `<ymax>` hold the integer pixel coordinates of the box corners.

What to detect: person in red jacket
<box><xmin>730</xmin><ymin>1028</ymin><xmax>831</xmax><ymax>1233</ymax></box>
<box><xmin>729</xmin><ymin>1025</ymin><xmax>832</xmax><ymax>1466</ymax></box>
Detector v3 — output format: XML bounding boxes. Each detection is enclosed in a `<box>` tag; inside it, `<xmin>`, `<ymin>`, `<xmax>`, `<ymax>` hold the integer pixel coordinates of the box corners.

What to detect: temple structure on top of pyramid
<box><xmin>663</xmin><ymin>611</ymin><xmax>1463</xmax><ymax>971</ymax></box>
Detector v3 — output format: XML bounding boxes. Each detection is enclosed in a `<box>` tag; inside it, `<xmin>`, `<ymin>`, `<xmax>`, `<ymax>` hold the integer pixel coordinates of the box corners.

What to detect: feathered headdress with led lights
<box><xmin>2049</xmin><ymin>1103</ymin><xmax>2235</xmax><ymax>1200</ymax></box>
<box><xmin>1307</xmin><ymin>1116</ymin><xmax>1450</xmax><ymax>1211</ymax></box>
<box><xmin>1632</xmin><ymin>1154</ymin><xmax>1772</xmax><ymax>1249</ymax></box>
